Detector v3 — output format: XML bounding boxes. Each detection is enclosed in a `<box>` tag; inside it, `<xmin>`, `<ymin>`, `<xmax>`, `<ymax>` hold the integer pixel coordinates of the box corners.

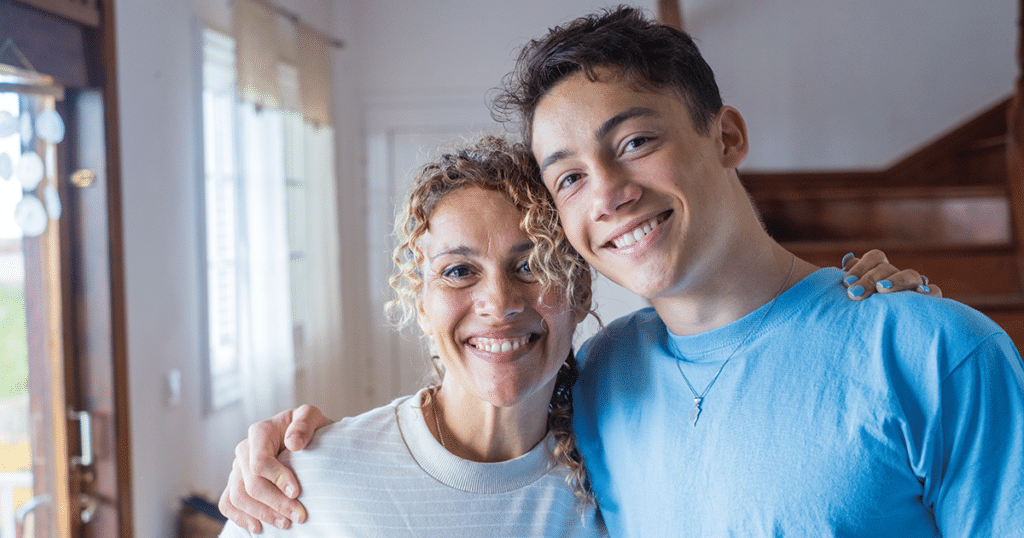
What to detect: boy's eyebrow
<box><xmin>595</xmin><ymin>106</ymin><xmax>657</xmax><ymax>141</ymax></box>
<box><xmin>538</xmin><ymin>106</ymin><xmax>658</xmax><ymax>175</ymax></box>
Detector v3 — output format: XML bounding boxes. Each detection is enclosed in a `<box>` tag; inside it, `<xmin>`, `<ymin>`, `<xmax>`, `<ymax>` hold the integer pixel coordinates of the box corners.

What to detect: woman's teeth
<box><xmin>471</xmin><ymin>335</ymin><xmax>530</xmax><ymax>353</ymax></box>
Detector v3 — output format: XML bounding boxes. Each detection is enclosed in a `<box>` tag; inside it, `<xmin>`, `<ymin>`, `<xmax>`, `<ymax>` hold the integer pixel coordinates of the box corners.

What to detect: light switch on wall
<box><xmin>165</xmin><ymin>369</ymin><xmax>182</xmax><ymax>407</ymax></box>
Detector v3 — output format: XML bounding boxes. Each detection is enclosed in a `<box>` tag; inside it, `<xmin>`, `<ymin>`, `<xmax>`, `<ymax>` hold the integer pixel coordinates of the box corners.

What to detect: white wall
<box><xmin>112</xmin><ymin>1</ymin><xmax>1013</xmax><ymax>536</ymax></box>
<box><xmin>689</xmin><ymin>0</ymin><xmax>1015</xmax><ymax>169</ymax></box>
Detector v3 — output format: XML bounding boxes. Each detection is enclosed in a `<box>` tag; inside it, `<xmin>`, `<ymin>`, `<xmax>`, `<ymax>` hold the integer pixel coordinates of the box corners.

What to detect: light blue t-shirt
<box><xmin>574</xmin><ymin>267</ymin><xmax>1024</xmax><ymax>537</ymax></box>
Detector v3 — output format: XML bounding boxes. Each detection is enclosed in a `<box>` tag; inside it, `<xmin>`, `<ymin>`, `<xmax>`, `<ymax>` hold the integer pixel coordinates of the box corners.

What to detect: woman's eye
<box><xmin>557</xmin><ymin>173</ymin><xmax>581</xmax><ymax>191</ymax></box>
<box><xmin>517</xmin><ymin>260</ymin><xmax>539</xmax><ymax>281</ymax></box>
<box><xmin>442</xmin><ymin>265</ymin><xmax>472</xmax><ymax>279</ymax></box>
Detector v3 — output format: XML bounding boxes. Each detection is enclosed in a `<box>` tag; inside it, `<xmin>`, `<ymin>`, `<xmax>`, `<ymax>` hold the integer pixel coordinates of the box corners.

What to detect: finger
<box><xmin>242</xmin><ymin>473</ymin><xmax>306</xmax><ymax>527</ymax></box>
<box><xmin>874</xmin><ymin>270</ymin><xmax>942</xmax><ymax>298</ymax></box>
<box><xmin>841</xmin><ymin>252</ymin><xmax>857</xmax><ymax>271</ymax></box>
<box><xmin>220</xmin><ymin>460</ymin><xmax>274</xmax><ymax>534</ymax></box>
<box><xmin>244</xmin><ymin>426</ymin><xmax>308</xmax><ymax>523</ymax></box>
<box><xmin>846</xmin><ymin>262</ymin><xmax>900</xmax><ymax>300</ymax></box>
<box><xmin>843</xmin><ymin>249</ymin><xmax>888</xmax><ymax>279</ymax></box>
<box><xmin>284</xmin><ymin>405</ymin><xmax>331</xmax><ymax>452</ymax></box>
<box><xmin>842</xmin><ymin>250</ymin><xmax>893</xmax><ymax>300</ymax></box>
<box><xmin>247</xmin><ymin>417</ymin><xmax>300</xmax><ymax>499</ymax></box>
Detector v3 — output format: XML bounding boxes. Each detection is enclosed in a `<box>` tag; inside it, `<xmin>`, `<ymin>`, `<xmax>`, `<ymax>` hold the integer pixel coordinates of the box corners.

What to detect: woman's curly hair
<box><xmin>387</xmin><ymin>134</ymin><xmax>593</xmax><ymax>501</ymax></box>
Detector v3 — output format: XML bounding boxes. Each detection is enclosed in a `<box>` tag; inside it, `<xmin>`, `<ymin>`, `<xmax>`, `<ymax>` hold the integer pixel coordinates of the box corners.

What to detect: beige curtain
<box><xmin>233</xmin><ymin>0</ymin><xmax>333</xmax><ymax>126</ymax></box>
<box><xmin>297</xmin><ymin>26</ymin><xmax>332</xmax><ymax>127</ymax></box>
<box><xmin>233</xmin><ymin>0</ymin><xmax>280</xmax><ymax>109</ymax></box>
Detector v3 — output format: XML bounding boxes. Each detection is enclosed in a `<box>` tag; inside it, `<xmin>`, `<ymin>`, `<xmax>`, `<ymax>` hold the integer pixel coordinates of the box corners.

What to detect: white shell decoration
<box><xmin>35</xmin><ymin>109</ymin><xmax>65</xmax><ymax>143</ymax></box>
<box><xmin>0</xmin><ymin>111</ymin><xmax>16</xmax><ymax>138</ymax></box>
<box><xmin>19</xmin><ymin>111</ymin><xmax>32</xmax><ymax>141</ymax></box>
<box><xmin>0</xmin><ymin>153</ymin><xmax>11</xmax><ymax>181</ymax></box>
<box><xmin>44</xmin><ymin>184</ymin><xmax>61</xmax><ymax>220</ymax></box>
<box><xmin>15</xmin><ymin>151</ymin><xmax>44</xmax><ymax>190</ymax></box>
<box><xmin>14</xmin><ymin>194</ymin><xmax>47</xmax><ymax>237</ymax></box>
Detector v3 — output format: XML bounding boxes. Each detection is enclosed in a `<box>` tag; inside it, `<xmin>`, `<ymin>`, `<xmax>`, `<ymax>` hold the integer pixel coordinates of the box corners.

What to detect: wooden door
<box><xmin>0</xmin><ymin>1</ymin><xmax>128</xmax><ymax>537</ymax></box>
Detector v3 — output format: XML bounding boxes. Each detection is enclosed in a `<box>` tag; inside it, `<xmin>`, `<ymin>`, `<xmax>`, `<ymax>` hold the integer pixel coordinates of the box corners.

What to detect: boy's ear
<box><xmin>573</xmin><ymin>269</ymin><xmax>593</xmax><ymax>323</ymax></box>
<box><xmin>716</xmin><ymin>106</ymin><xmax>749</xmax><ymax>169</ymax></box>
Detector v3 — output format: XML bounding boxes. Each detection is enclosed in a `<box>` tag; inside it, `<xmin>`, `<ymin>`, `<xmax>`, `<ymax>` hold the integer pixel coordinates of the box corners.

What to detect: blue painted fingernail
<box><xmin>878</xmin><ymin>280</ymin><xmax>893</xmax><ymax>290</ymax></box>
<box><xmin>841</xmin><ymin>252</ymin><xmax>854</xmax><ymax>268</ymax></box>
<box><xmin>848</xmin><ymin>285</ymin><xmax>864</xmax><ymax>298</ymax></box>
<box><xmin>918</xmin><ymin>285</ymin><xmax>930</xmax><ymax>293</ymax></box>
<box><xmin>844</xmin><ymin>275</ymin><xmax>857</xmax><ymax>286</ymax></box>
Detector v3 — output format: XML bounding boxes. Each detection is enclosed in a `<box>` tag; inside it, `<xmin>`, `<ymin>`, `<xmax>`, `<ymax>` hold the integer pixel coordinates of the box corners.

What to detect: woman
<box><xmin>218</xmin><ymin>136</ymin><xmax>940</xmax><ymax>534</ymax></box>
<box><xmin>219</xmin><ymin>135</ymin><xmax>604</xmax><ymax>537</ymax></box>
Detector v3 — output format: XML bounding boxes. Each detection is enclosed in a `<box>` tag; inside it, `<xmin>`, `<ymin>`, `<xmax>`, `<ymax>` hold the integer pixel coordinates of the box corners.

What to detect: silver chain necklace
<box><xmin>675</xmin><ymin>254</ymin><xmax>796</xmax><ymax>426</ymax></box>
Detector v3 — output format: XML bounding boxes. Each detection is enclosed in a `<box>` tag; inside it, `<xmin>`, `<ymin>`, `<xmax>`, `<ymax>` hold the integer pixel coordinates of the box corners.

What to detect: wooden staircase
<box><xmin>742</xmin><ymin>95</ymin><xmax>1024</xmax><ymax>349</ymax></box>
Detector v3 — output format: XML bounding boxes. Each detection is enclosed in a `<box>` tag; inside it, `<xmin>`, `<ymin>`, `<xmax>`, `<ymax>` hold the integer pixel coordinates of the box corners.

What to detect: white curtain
<box><xmin>230</xmin><ymin>0</ymin><xmax>341</xmax><ymax>419</ymax></box>
<box><xmin>297</xmin><ymin>123</ymin><xmax>342</xmax><ymax>408</ymax></box>
<box><xmin>236</xmin><ymin>103</ymin><xmax>295</xmax><ymax>421</ymax></box>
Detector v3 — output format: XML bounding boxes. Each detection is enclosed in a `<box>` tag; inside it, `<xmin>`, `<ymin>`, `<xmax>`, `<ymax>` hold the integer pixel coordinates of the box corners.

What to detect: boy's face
<box><xmin>530</xmin><ymin>69</ymin><xmax>747</xmax><ymax>300</ymax></box>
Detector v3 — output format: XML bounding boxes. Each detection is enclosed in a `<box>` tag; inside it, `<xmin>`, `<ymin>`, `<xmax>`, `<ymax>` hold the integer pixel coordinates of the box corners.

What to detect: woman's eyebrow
<box><xmin>430</xmin><ymin>242</ymin><xmax>533</xmax><ymax>261</ymax></box>
<box><xmin>430</xmin><ymin>246</ymin><xmax>475</xmax><ymax>261</ymax></box>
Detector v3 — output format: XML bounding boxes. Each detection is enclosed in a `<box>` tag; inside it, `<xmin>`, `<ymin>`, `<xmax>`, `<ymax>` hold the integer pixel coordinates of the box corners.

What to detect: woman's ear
<box><xmin>416</xmin><ymin>296</ymin><xmax>432</xmax><ymax>336</ymax></box>
<box><xmin>716</xmin><ymin>106</ymin><xmax>749</xmax><ymax>169</ymax></box>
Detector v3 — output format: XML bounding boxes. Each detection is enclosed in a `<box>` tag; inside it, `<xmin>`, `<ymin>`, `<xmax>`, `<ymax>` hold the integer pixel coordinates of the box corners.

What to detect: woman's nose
<box><xmin>474</xmin><ymin>275</ymin><xmax>526</xmax><ymax>320</ymax></box>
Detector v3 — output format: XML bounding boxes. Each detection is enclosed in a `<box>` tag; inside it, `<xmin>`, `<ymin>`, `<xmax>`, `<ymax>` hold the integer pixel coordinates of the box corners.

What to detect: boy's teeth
<box><xmin>613</xmin><ymin>216</ymin><xmax>662</xmax><ymax>248</ymax></box>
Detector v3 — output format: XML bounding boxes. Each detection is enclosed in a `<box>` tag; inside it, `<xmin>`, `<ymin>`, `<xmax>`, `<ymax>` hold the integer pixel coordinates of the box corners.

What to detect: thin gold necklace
<box><xmin>675</xmin><ymin>254</ymin><xmax>796</xmax><ymax>426</ymax></box>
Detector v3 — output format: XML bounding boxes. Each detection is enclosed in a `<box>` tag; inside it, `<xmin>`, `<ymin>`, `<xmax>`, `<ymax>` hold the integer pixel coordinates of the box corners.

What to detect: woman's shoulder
<box><xmin>283</xmin><ymin>393</ymin><xmax>415</xmax><ymax>469</ymax></box>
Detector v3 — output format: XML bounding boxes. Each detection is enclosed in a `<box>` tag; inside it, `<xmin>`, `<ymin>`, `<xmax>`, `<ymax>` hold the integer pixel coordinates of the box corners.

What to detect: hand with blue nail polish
<box><xmin>840</xmin><ymin>249</ymin><xmax>942</xmax><ymax>300</ymax></box>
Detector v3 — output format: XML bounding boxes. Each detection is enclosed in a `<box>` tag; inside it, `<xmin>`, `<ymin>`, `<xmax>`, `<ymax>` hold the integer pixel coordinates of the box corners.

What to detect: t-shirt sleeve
<box><xmin>929</xmin><ymin>332</ymin><xmax>1024</xmax><ymax>535</ymax></box>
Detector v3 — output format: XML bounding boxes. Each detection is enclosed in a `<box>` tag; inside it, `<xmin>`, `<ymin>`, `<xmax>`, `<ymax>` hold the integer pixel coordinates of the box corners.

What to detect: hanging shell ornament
<box><xmin>15</xmin><ymin>151</ymin><xmax>43</xmax><ymax>190</ymax></box>
<box><xmin>0</xmin><ymin>110</ymin><xmax>16</xmax><ymax>138</ymax></box>
<box><xmin>14</xmin><ymin>194</ymin><xmax>47</xmax><ymax>237</ymax></box>
<box><xmin>19</xmin><ymin>111</ymin><xmax>32</xmax><ymax>141</ymax></box>
<box><xmin>44</xmin><ymin>184</ymin><xmax>61</xmax><ymax>220</ymax></box>
<box><xmin>0</xmin><ymin>153</ymin><xmax>11</xmax><ymax>181</ymax></box>
<box><xmin>35</xmin><ymin>109</ymin><xmax>65</xmax><ymax>144</ymax></box>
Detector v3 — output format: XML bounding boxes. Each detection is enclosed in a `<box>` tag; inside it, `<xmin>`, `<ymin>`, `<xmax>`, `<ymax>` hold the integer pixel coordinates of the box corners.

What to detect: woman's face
<box><xmin>417</xmin><ymin>186</ymin><xmax>584</xmax><ymax>408</ymax></box>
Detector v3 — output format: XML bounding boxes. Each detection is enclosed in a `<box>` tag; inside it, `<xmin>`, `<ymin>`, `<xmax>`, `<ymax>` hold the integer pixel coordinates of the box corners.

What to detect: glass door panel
<box><xmin>0</xmin><ymin>64</ymin><xmax>73</xmax><ymax>538</ymax></box>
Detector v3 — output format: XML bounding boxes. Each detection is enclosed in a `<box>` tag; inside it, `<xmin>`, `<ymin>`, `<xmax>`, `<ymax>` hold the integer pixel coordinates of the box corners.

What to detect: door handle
<box><xmin>67</xmin><ymin>409</ymin><xmax>93</xmax><ymax>467</ymax></box>
<box><xmin>15</xmin><ymin>494</ymin><xmax>50</xmax><ymax>538</ymax></box>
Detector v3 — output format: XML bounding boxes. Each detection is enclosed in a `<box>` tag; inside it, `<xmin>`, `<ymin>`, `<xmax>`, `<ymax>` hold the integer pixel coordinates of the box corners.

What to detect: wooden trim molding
<box><xmin>657</xmin><ymin>0</ymin><xmax>684</xmax><ymax>31</ymax></box>
<box><xmin>1007</xmin><ymin>0</ymin><xmax>1024</xmax><ymax>286</ymax></box>
<box><xmin>97</xmin><ymin>0</ymin><xmax>134</xmax><ymax>535</ymax></box>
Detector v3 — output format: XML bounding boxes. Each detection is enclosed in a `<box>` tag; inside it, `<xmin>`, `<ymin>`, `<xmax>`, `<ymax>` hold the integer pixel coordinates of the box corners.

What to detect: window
<box><xmin>200</xmin><ymin>28</ymin><xmax>242</xmax><ymax>411</ymax></box>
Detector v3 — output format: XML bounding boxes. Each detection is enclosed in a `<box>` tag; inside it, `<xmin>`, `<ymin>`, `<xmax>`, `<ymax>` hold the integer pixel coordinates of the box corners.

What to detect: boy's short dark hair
<box><xmin>493</xmin><ymin>5</ymin><xmax>724</xmax><ymax>146</ymax></box>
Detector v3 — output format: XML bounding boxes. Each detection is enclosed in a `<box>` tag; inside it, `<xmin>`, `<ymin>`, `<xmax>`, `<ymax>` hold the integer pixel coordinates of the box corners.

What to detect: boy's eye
<box><xmin>624</xmin><ymin>136</ymin><xmax>651</xmax><ymax>151</ymax></box>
